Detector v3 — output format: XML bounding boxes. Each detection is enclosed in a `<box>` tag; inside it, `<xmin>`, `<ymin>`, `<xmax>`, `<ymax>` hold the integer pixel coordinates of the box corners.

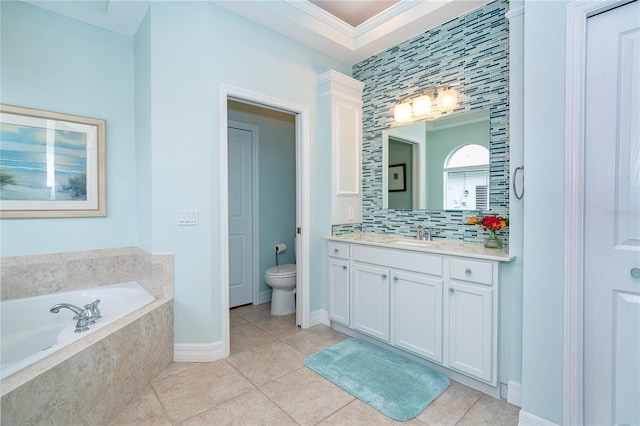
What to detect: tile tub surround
<box><xmin>0</xmin><ymin>247</ymin><xmax>174</xmax><ymax>425</ymax></box>
<box><xmin>352</xmin><ymin>0</ymin><xmax>510</xmax><ymax>244</ymax></box>
<box><xmin>1</xmin><ymin>299</ymin><xmax>174</xmax><ymax>425</ymax></box>
<box><xmin>1</xmin><ymin>246</ymin><xmax>173</xmax><ymax>300</ymax></box>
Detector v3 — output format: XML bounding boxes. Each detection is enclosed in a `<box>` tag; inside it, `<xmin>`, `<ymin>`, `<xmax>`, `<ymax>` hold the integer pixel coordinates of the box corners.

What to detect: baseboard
<box><xmin>518</xmin><ymin>410</ymin><xmax>558</xmax><ymax>426</ymax></box>
<box><xmin>174</xmin><ymin>341</ymin><xmax>225</xmax><ymax>362</ymax></box>
<box><xmin>507</xmin><ymin>380</ymin><xmax>522</xmax><ymax>407</ymax></box>
<box><xmin>309</xmin><ymin>309</ymin><xmax>329</xmax><ymax>327</ymax></box>
<box><xmin>258</xmin><ymin>289</ymin><xmax>272</xmax><ymax>305</ymax></box>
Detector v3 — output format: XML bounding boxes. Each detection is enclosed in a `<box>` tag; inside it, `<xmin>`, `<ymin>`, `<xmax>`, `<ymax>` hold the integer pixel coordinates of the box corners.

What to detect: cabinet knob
<box><xmin>342</xmin><ymin>265</ymin><xmax>347</xmax><ymax>270</ymax></box>
<box><xmin>631</xmin><ymin>268</ymin><xmax>640</xmax><ymax>279</ymax></box>
<box><xmin>393</xmin><ymin>276</ymin><xmax>398</xmax><ymax>282</ymax></box>
<box><xmin>334</xmin><ymin>248</ymin><xmax>339</xmax><ymax>253</ymax></box>
<box><xmin>449</xmin><ymin>287</ymin><xmax>455</xmax><ymax>294</ymax></box>
<box><xmin>465</xmin><ymin>268</ymin><xmax>472</xmax><ymax>276</ymax></box>
<box><xmin>382</xmin><ymin>273</ymin><xmax>388</xmax><ymax>279</ymax></box>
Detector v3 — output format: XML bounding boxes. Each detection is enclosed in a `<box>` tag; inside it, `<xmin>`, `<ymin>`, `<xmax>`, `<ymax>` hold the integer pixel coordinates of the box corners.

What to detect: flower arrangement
<box><xmin>467</xmin><ymin>214</ymin><xmax>509</xmax><ymax>248</ymax></box>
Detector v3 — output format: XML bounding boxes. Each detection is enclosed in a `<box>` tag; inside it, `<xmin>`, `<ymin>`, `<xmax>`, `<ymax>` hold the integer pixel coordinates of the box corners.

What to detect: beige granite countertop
<box><xmin>324</xmin><ymin>233</ymin><xmax>515</xmax><ymax>262</ymax></box>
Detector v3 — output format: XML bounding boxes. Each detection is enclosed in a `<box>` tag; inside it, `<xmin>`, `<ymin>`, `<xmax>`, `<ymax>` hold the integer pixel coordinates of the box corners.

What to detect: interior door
<box><xmin>584</xmin><ymin>2</ymin><xmax>640</xmax><ymax>424</ymax></box>
<box><xmin>228</xmin><ymin>125</ymin><xmax>253</xmax><ymax>308</ymax></box>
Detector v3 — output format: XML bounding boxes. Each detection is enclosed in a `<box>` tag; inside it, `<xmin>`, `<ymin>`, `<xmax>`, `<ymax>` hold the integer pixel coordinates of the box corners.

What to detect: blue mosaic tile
<box><xmin>346</xmin><ymin>0</ymin><xmax>510</xmax><ymax>244</ymax></box>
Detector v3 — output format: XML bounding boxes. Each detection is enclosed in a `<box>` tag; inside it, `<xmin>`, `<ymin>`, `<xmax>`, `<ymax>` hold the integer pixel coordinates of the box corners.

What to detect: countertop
<box><xmin>324</xmin><ymin>233</ymin><xmax>515</xmax><ymax>262</ymax></box>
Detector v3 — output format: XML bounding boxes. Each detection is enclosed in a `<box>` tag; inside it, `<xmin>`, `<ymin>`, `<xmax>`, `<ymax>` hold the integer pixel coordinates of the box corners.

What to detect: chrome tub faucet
<box><xmin>50</xmin><ymin>299</ymin><xmax>101</xmax><ymax>333</ymax></box>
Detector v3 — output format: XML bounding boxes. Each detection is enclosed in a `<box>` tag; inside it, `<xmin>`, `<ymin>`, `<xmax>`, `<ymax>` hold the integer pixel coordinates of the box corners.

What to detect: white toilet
<box><xmin>264</xmin><ymin>240</ymin><xmax>296</xmax><ymax>316</ymax></box>
<box><xmin>264</xmin><ymin>264</ymin><xmax>296</xmax><ymax>315</ymax></box>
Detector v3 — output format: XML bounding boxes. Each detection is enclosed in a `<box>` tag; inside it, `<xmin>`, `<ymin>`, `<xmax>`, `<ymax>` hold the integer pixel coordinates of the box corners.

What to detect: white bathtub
<box><xmin>1</xmin><ymin>281</ymin><xmax>155</xmax><ymax>380</ymax></box>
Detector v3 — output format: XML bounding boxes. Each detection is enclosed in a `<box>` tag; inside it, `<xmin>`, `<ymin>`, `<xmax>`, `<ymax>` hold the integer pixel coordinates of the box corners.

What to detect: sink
<box><xmin>391</xmin><ymin>239</ymin><xmax>441</xmax><ymax>248</ymax></box>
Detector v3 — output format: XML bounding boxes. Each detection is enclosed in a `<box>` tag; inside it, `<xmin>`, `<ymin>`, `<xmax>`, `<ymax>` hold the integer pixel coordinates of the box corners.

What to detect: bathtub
<box><xmin>1</xmin><ymin>281</ymin><xmax>155</xmax><ymax>380</ymax></box>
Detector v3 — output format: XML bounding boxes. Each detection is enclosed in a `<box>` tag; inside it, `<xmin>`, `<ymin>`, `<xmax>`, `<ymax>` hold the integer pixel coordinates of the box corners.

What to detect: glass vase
<box><xmin>484</xmin><ymin>232</ymin><xmax>503</xmax><ymax>249</ymax></box>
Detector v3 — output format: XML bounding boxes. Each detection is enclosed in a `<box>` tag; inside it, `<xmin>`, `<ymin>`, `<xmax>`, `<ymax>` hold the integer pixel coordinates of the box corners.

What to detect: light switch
<box><xmin>177</xmin><ymin>209</ymin><xmax>199</xmax><ymax>226</ymax></box>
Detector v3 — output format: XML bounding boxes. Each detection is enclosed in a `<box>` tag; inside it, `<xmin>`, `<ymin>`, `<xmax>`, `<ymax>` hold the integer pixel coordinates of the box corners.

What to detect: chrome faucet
<box><xmin>50</xmin><ymin>301</ymin><xmax>99</xmax><ymax>333</ymax></box>
<box><xmin>414</xmin><ymin>225</ymin><xmax>433</xmax><ymax>241</ymax></box>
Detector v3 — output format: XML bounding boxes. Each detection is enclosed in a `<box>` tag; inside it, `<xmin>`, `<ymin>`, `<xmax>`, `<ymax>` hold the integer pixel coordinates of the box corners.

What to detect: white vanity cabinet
<box><xmin>326</xmin><ymin>237</ymin><xmax>508</xmax><ymax>389</ymax></box>
<box><xmin>447</xmin><ymin>258</ymin><xmax>497</xmax><ymax>382</ymax></box>
<box><xmin>327</xmin><ymin>242</ymin><xmax>351</xmax><ymax>326</ymax></box>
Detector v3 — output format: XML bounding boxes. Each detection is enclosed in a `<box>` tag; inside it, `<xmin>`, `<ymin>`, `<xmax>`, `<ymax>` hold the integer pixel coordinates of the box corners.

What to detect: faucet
<box><xmin>50</xmin><ymin>303</ymin><xmax>96</xmax><ymax>333</ymax></box>
<box><xmin>414</xmin><ymin>225</ymin><xmax>433</xmax><ymax>241</ymax></box>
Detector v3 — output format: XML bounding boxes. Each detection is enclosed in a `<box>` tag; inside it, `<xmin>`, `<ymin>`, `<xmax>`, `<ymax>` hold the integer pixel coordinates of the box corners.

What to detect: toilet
<box><xmin>264</xmin><ymin>239</ymin><xmax>297</xmax><ymax>316</ymax></box>
<box><xmin>264</xmin><ymin>263</ymin><xmax>296</xmax><ymax>315</ymax></box>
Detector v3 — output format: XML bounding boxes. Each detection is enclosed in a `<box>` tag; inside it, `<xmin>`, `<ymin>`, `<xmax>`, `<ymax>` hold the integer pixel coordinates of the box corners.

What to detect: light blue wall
<box><xmin>1</xmin><ymin>2</ymin><xmax>350</xmax><ymax>345</ymax></box>
<box><xmin>0</xmin><ymin>1</ymin><xmax>137</xmax><ymax>256</ymax></box>
<box><xmin>521</xmin><ymin>1</ymin><xmax>568</xmax><ymax>423</ymax></box>
<box><xmin>228</xmin><ymin>101</ymin><xmax>296</xmax><ymax>297</ymax></box>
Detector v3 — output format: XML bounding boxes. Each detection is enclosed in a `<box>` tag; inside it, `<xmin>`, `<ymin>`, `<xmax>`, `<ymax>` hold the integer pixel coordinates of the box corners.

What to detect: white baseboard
<box><xmin>508</xmin><ymin>380</ymin><xmax>522</xmax><ymax>407</ymax></box>
<box><xmin>308</xmin><ymin>309</ymin><xmax>329</xmax><ymax>327</ymax></box>
<box><xmin>519</xmin><ymin>410</ymin><xmax>558</xmax><ymax>426</ymax></box>
<box><xmin>174</xmin><ymin>341</ymin><xmax>225</xmax><ymax>362</ymax></box>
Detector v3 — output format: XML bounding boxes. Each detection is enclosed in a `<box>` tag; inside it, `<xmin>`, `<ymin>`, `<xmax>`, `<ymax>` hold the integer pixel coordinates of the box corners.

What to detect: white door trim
<box><xmin>563</xmin><ymin>2</ymin><xmax>632</xmax><ymax>424</ymax></box>
<box><xmin>228</xmin><ymin>120</ymin><xmax>260</xmax><ymax>306</ymax></box>
<box><xmin>219</xmin><ymin>84</ymin><xmax>311</xmax><ymax>358</ymax></box>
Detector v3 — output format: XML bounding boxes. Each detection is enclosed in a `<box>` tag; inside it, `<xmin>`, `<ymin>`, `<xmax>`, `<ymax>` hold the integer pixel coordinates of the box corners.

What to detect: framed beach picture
<box><xmin>388</xmin><ymin>164</ymin><xmax>406</xmax><ymax>192</ymax></box>
<box><xmin>0</xmin><ymin>104</ymin><xmax>106</xmax><ymax>218</ymax></box>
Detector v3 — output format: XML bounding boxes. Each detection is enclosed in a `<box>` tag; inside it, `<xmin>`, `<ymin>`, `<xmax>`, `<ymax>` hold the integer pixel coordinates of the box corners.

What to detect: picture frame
<box><xmin>388</xmin><ymin>164</ymin><xmax>406</xmax><ymax>192</ymax></box>
<box><xmin>0</xmin><ymin>104</ymin><xmax>106</xmax><ymax>218</ymax></box>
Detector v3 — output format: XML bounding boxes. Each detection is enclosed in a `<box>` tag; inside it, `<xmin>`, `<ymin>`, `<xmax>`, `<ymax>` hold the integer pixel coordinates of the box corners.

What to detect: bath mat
<box><xmin>304</xmin><ymin>338</ymin><xmax>449</xmax><ymax>421</ymax></box>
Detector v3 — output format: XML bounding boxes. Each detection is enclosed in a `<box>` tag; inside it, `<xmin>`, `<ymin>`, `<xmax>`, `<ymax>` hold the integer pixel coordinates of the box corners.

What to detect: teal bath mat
<box><xmin>304</xmin><ymin>338</ymin><xmax>449</xmax><ymax>421</ymax></box>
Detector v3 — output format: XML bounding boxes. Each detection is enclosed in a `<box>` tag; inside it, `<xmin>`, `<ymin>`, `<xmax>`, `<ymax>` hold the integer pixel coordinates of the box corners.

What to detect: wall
<box><xmin>0</xmin><ymin>1</ymin><xmax>137</xmax><ymax>256</ymax></box>
<box><xmin>521</xmin><ymin>1</ymin><xmax>568</xmax><ymax>423</ymax></box>
<box><xmin>228</xmin><ymin>101</ymin><xmax>296</xmax><ymax>300</ymax></box>
<box><xmin>2</xmin><ymin>2</ymin><xmax>350</xmax><ymax>349</ymax></box>
<box><xmin>135</xmin><ymin>2</ymin><xmax>351</xmax><ymax>344</ymax></box>
<box><xmin>353</xmin><ymin>0</ymin><xmax>509</xmax><ymax>243</ymax></box>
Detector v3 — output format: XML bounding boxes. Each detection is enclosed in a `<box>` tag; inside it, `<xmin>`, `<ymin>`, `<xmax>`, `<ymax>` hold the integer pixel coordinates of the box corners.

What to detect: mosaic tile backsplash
<box><xmin>350</xmin><ymin>0</ymin><xmax>509</xmax><ymax>244</ymax></box>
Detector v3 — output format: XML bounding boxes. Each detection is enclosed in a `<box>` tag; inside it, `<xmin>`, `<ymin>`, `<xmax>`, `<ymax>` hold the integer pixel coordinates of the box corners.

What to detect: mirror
<box><xmin>382</xmin><ymin>110</ymin><xmax>490</xmax><ymax>210</ymax></box>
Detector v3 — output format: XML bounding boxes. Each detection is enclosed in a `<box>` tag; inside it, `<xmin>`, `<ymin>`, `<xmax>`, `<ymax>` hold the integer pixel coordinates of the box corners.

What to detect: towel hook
<box><xmin>513</xmin><ymin>165</ymin><xmax>524</xmax><ymax>200</ymax></box>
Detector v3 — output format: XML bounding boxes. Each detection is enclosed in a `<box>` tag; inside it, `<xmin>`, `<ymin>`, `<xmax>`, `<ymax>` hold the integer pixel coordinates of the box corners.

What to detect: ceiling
<box><xmin>23</xmin><ymin>0</ymin><xmax>490</xmax><ymax>64</ymax></box>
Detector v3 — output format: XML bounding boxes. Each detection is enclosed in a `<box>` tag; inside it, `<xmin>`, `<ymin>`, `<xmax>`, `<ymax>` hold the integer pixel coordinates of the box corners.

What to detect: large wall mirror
<box><xmin>382</xmin><ymin>109</ymin><xmax>490</xmax><ymax>210</ymax></box>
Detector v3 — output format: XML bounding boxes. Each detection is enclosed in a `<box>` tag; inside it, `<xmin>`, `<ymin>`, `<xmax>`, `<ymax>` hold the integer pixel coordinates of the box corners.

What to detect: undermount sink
<box><xmin>391</xmin><ymin>239</ymin><xmax>441</xmax><ymax>248</ymax></box>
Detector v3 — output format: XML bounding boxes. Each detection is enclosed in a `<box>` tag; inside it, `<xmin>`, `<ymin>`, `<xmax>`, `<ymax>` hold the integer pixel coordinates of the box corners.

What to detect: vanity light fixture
<box><xmin>437</xmin><ymin>88</ymin><xmax>459</xmax><ymax>112</ymax></box>
<box><xmin>393</xmin><ymin>86</ymin><xmax>460</xmax><ymax>122</ymax></box>
<box><xmin>393</xmin><ymin>102</ymin><xmax>412</xmax><ymax>122</ymax></box>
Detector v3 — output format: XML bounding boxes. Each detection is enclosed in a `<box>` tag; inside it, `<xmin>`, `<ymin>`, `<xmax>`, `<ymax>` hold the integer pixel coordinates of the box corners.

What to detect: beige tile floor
<box><xmin>110</xmin><ymin>303</ymin><xmax>520</xmax><ymax>425</ymax></box>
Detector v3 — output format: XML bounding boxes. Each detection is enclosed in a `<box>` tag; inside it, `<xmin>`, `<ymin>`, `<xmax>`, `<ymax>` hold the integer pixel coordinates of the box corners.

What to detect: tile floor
<box><xmin>110</xmin><ymin>303</ymin><xmax>520</xmax><ymax>425</ymax></box>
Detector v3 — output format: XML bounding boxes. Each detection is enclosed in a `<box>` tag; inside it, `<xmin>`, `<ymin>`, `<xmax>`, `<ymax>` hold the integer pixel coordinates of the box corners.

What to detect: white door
<box><xmin>228</xmin><ymin>126</ymin><xmax>253</xmax><ymax>308</ymax></box>
<box><xmin>584</xmin><ymin>2</ymin><xmax>640</xmax><ymax>424</ymax></box>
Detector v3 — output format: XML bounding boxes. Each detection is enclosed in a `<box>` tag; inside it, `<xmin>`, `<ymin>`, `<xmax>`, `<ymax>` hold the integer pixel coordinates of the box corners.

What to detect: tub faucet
<box><xmin>49</xmin><ymin>303</ymin><xmax>94</xmax><ymax>333</ymax></box>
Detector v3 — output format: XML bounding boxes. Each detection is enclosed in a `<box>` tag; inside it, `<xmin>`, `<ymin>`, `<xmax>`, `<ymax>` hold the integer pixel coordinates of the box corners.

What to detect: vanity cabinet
<box><xmin>326</xmin><ymin>239</ymin><xmax>504</xmax><ymax>388</ymax></box>
<box><xmin>318</xmin><ymin>70</ymin><xmax>365</xmax><ymax>225</ymax></box>
<box><xmin>393</xmin><ymin>270</ymin><xmax>443</xmax><ymax>363</ymax></box>
<box><xmin>351</xmin><ymin>262</ymin><xmax>390</xmax><ymax>342</ymax></box>
<box><xmin>328</xmin><ymin>242</ymin><xmax>350</xmax><ymax>326</ymax></box>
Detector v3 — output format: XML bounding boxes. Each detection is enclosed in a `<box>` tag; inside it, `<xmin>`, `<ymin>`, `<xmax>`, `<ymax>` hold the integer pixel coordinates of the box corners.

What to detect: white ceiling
<box><xmin>23</xmin><ymin>0</ymin><xmax>490</xmax><ymax>64</ymax></box>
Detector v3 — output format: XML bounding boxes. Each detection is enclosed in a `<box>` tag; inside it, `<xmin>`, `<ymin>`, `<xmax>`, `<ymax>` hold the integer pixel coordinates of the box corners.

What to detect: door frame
<box><xmin>219</xmin><ymin>84</ymin><xmax>310</xmax><ymax>358</ymax></box>
<box><xmin>228</xmin><ymin>120</ymin><xmax>260</xmax><ymax>306</ymax></box>
<box><xmin>563</xmin><ymin>1</ymin><xmax>632</xmax><ymax>424</ymax></box>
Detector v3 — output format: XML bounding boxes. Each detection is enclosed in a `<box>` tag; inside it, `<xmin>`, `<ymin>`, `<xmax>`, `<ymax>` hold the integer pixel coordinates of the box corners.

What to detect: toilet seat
<box><xmin>265</xmin><ymin>264</ymin><xmax>296</xmax><ymax>278</ymax></box>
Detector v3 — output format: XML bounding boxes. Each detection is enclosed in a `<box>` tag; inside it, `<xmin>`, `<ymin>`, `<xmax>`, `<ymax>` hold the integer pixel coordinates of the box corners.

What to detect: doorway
<box><xmin>219</xmin><ymin>85</ymin><xmax>311</xmax><ymax>358</ymax></box>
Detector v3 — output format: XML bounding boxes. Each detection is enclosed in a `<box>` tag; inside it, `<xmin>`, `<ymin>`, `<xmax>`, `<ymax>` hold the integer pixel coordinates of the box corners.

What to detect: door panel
<box><xmin>228</xmin><ymin>126</ymin><xmax>253</xmax><ymax>308</ymax></box>
<box><xmin>585</xmin><ymin>3</ymin><xmax>640</xmax><ymax>424</ymax></box>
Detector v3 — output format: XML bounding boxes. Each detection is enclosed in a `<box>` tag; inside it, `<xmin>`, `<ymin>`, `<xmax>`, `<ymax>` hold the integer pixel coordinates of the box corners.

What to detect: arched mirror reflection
<box><xmin>382</xmin><ymin>109</ymin><xmax>490</xmax><ymax>210</ymax></box>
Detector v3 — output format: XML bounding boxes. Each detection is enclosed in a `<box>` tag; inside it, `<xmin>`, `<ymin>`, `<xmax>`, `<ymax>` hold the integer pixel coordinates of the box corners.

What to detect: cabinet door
<box><xmin>328</xmin><ymin>258</ymin><xmax>350</xmax><ymax>326</ymax></box>
<box><xmin>351</xmin><ymin>262</ymin><xmax>390</xmax><ymax>342</ymax></box>
<box><xmin>392</xmin><ymin>271</ymin><xmax>443</xmax><ymax>363</ymax></box>
<box><xmin>448</xmin><ymin>281</ymin><xmax>493</xmax><ymax>382</ymax></box>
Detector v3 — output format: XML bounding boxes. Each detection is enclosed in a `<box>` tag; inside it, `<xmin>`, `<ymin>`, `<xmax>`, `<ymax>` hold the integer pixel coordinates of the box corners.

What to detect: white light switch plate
<box><xmin>177</xmin><ymin>209</ymin><xmax>199</xmax><ymax>226</ymax></box>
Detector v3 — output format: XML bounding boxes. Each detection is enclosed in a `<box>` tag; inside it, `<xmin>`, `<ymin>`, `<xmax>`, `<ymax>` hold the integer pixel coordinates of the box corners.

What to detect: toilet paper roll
<box><xmin>274</xmin><ymin>243</ymin><xmax>287</xmax><ymax>253</ymax></box>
